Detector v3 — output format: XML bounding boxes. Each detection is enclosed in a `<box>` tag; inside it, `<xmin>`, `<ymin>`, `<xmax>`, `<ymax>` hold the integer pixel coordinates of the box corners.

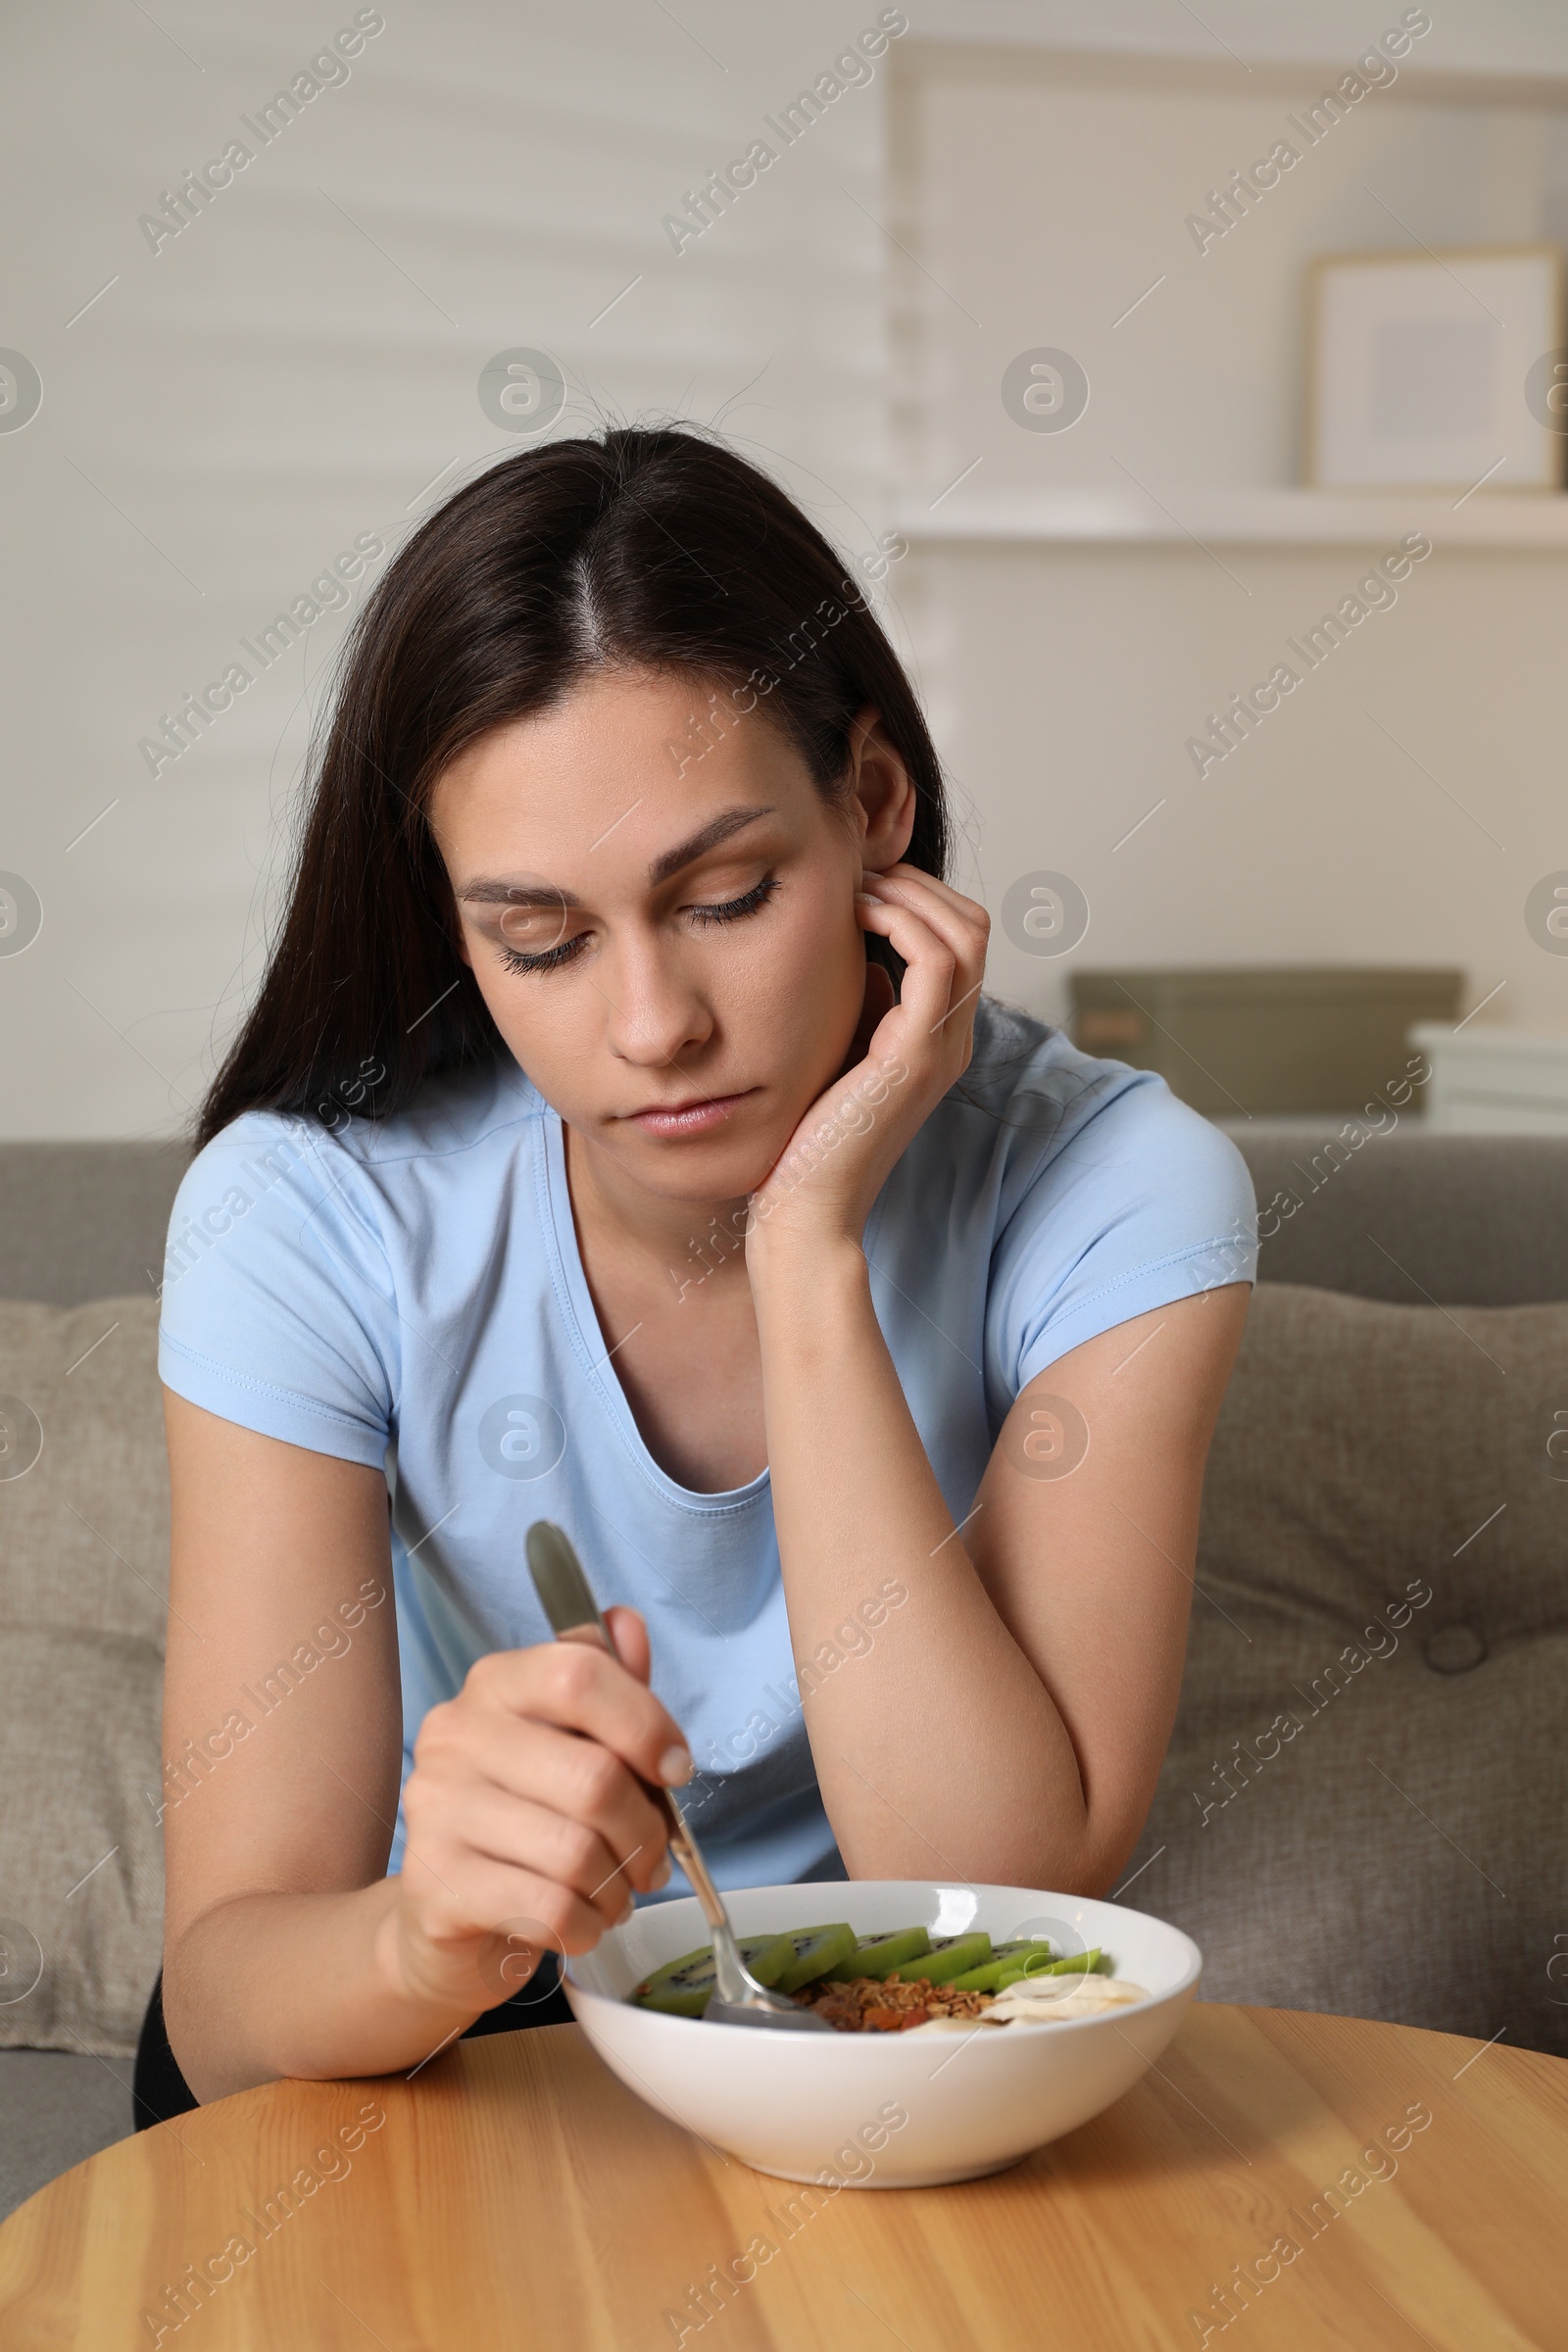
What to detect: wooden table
<box><xmin>1</xmin><ymin>2006</ymin><xmax>1564</xmax><ymax>2350</ymax></box>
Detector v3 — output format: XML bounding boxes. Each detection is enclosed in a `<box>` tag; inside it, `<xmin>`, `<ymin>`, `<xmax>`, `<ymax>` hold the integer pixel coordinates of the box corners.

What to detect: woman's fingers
<box><xmin>604</xmin><ymin>1603</ymin><xmax>652</xmax><ymax>1684</ymax></box>
<box><xmin>861</xmin><ymin>866</ymin><xmax>990</xmax><ymax>968</ymax></box>
<box><xmin>409</xmin><ymin>1852</ymin><xmax>615</xmax><ymax>1960</ymax></box>
<box><xmin>393</xmin><ymin>1634</ymin><xmax>694</xmax><ymax>2005</ymax></box>
<box><xmin>422</xmin><ymin>1706</ymin><xmax>670</xmax><ymax>1893</ymax></box>
<box><xmin>747</xmin><ymin>866</ymin><xmax>988</xmax><ymax>1240</ymax></box>
<box><xmin>466</xmin><ymin>1638</ymin><xmax>692</xmax><ymax>1788</ymax></box>
<box><xmin>397</xmin><ymin>1635</ymin><xmax>686</xmax><ymax>1966</ymax></box>
<box><xmin>856</xmin><ymin>888</ymin><xmax>980</xmax><ymax>1051</ymax></box>
<box><xmin>448</xmin><ymin>1785</ymin><xmax>650</xmax><ymax>1927</ymax></box>
<box><xmin>867</xmin><ymin>859</ymin><xmax>991</xmax><ymax>933</ymax></box>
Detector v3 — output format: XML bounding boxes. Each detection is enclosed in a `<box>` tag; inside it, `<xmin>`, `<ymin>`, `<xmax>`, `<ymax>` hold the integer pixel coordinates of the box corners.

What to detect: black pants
<box><xmin>132</xmin><ymin>1956</ymin><xmax>575</xmax><ymax>2130</ymax></box>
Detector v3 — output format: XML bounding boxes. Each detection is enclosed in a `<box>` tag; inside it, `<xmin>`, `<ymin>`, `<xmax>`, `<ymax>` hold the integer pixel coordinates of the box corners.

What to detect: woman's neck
<box><xmin>562</xmin><ymin>1119</ymin><xmax>751</xmax><ymax>1291</ymax></box>
<box><xmin>559</xmin><ymin>1113</ymin><xmax>767</xmax><ymax>1490</ymax></box>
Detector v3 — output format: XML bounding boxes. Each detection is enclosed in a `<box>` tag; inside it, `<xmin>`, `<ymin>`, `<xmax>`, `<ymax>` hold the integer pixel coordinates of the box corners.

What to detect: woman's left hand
<box><xmin>747</xmin><ymin>862</ymin><xmax>990</xmax><ymax>1251</ymax></box>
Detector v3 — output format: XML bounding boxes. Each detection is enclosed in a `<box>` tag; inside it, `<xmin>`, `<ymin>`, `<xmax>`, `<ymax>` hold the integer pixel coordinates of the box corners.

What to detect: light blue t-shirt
<box><xmin>157</xmin><ymin>999</ymin><xmax>1256</xmax><ymax>1891</ymax></box>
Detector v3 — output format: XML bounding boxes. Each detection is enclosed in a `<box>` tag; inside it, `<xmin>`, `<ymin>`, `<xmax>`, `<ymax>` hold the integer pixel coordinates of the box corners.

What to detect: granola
<box><xmin>795</xmin><ymin>1975</ymin><xmax>997</xmax><ymax>2034</ymax></box>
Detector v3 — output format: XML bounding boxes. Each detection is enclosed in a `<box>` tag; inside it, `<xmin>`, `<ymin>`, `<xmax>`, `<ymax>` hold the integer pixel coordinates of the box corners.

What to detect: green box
<box><xmin>1069</xmin><ymin>967</ymin><xmax>1464</xmax><ymax>1117</ymax></box>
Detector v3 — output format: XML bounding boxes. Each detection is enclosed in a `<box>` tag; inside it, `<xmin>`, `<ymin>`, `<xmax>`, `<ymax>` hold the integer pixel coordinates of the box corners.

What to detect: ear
<box><xmin>846</xmin><ymin>707</ymin><xmax>915</xmax><ymax>873</ymax></box>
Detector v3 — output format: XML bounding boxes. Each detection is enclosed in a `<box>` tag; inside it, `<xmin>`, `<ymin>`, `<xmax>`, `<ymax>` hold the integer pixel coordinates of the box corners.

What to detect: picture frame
<box><xmin>1306</xmin><ymin>244</ymin><xmax>1565</xmax><ymax>492</ymax></box>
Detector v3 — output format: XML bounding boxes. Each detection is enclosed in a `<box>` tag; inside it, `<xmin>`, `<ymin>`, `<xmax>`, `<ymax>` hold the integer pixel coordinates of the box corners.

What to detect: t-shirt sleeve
<box><xmin>986</xmin><ymin>1074</ymin><xmax>1258</xmax><ymax>1404</ymax></box>
<box><xmin>157</xmin><ymin>1113</ymin><xmax>399</xmax><ymax>1469</ymax></box>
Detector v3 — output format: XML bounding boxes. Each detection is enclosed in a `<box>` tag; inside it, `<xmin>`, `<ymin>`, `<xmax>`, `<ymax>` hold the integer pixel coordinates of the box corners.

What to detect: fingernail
<box><xmin>659</xmin><ymin>1744</ymin><xmax>693</xmax><ymax>1787</ymax></box>
<box><xmin>617</xmin><ymin>1891</ymin><xmax>635</xmax><ymax>1924</ymax></box>
<box><xmin>653</xmin><ymin>1853</ymin><xmax>672</xmax><ymax>1888</ymax></box>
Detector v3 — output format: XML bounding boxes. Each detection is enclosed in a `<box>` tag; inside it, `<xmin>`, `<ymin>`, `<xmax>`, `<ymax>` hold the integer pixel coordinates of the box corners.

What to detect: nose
<box><xmin>603</xmin><ymin>930</ymin><xmax>715</xmax><ymax>1069</ymax></box>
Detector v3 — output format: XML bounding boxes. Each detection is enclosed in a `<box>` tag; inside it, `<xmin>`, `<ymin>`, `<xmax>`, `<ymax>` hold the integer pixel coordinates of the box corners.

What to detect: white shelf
<box><xmin>1411</xmin><ymin>1022</ymin><xmax>1568</xmax><ymax>1134</ymax></box>
<box><xmin>895</xmin><ymin>487</ymin><xmax>1568</xmax><ymax>550</ymax></box>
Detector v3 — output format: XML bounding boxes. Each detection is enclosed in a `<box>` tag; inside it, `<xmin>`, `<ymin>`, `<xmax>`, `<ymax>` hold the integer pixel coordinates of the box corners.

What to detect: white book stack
<box><xmin>1408</xmin><ymin>1024</ymin><xmax>1568</xmax><ymax>1135</ymax></box>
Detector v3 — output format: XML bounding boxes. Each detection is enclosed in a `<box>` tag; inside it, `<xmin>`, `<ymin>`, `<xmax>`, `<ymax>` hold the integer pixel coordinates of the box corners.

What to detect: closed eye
<box><xmin>498</xmin><ymin>873</ymin><xmax>780</xmax><ymax>975</ymax></box>
<box><xmin>499</xmin><ymin>932</ymin><xmax>586</xmax><ymax>976</ymax></box>
<box><xmin>686</xmin><ymin>874</ymin><xmax>780</xmax><ymax>927</ymax></box>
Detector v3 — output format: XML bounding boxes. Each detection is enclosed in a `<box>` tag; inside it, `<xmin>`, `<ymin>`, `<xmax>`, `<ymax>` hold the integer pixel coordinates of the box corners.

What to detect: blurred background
<box><xmin>4</xmin><ymin>0</ymin><xmax>1568</xmax><ymax>1136</ymax></box>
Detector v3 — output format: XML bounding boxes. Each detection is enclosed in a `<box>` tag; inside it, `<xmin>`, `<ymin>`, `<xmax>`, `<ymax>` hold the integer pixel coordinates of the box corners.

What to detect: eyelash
<box><xmin>498</xmin><ymin>874</ymin><xmax>782</xmax><ymax>975</ymax></box>
<box><xmin>690</xmin><ymin>874</ymin><xmax>780</xmax><ymax>928</ymax></box>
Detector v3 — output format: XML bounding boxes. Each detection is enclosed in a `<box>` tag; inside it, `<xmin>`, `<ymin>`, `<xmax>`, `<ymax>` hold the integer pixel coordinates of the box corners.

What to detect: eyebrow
<box><xmin>459</xmin><ymin>806</ymin><xmax>775</xmax><ymax>908</ymax></box>
<box><xmin>649</xmin><ymin>805</ymin><xmax>774</xmax><ymax>885</ymax></box>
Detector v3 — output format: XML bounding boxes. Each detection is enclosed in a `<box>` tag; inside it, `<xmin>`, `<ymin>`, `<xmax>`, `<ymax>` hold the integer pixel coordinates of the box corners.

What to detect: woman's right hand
<box><xmin>382</xmin><ymin>1606</ymin><xmax>692</xmax><ymax>2015</ymax></box>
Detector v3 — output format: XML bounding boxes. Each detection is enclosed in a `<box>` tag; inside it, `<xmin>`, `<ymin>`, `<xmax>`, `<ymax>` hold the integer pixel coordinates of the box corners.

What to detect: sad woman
<box><xmin>141</xmin><ymin>424</ymin><xmax>1252</xmax><ymax>2113</ymax></box>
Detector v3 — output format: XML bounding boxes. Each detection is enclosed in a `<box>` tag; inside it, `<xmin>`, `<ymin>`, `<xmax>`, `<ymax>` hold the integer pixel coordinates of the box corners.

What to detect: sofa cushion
<box><xmin>1121</xmin><ymin>1283</ymin><xmax>1568</xmax><ymax>2054</ymax></box>
<box><xmin>0</xmin><ymin>1298</ymin><xmax>169</xmax><ymax>1649</ymax></box>
<box><xmin>0</xmin><ymin>1144</ymin><xmax>189</xmax><ymax>1310</ymax></box>
<box><xmin>1232</xmin><ymin>1129</ymin><xmax>1568</xmax><ymax>1306</ymax></box>
<box><xmin>0</xmin><ymin>1627</ymin><xmax>164</xmax><ymax>2056</ymax></box>
<box><xmin>0</xmin><ymin>1298</ymin><xmax>169</xmax><ymax>2055</ymax></box>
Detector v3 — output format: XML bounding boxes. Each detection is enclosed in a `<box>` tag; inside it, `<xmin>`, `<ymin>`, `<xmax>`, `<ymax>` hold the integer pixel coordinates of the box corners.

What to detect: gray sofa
<box><xmin>1</xmin><ymin>1128</ymin><xmax>1564</xmax><ymax>2221</ymax></box>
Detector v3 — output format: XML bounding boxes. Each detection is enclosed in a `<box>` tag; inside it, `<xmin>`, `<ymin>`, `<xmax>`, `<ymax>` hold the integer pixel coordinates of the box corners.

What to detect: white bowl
<box><xmin>564</xmin><ymin>1880</ymin><xmax>1200</xmax><ymax>2186</ymax></box>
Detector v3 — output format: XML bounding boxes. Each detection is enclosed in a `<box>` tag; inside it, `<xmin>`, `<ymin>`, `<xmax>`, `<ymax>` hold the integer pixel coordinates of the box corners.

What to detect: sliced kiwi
<box><xmin>632</xmin><ymin>1932</ymin><xmax>794</xmax><ymax>2017</ymax></box>
<box><xmin>1038</xmin><ymin>1947</ymin><xmax>1102</xmax><ymax>1977</ymax></box>
<box><xmin>824</xmin><ymin>1926</ymin><xmax>932</xmax><ymax>1983</ymax></box>
<box><xmin>772</xmin><ymin>1923</ymin><xmax>858</xmax><ymax>1995</ymax></box>
<box><xmin>948</xmin><ymin>1937</ymin><xmax>1056</xmax><ymax>1993</ymax></box>
<box><xmin>890</xmin><ymin>1931</ymin><xmax>992</xmax><ymax>1986</ymax></box>
<box><xmin>954</xmin><ymin>1944</ymin><xmax>1105</xmax><ymax>1994</ymax></box>
<box><xmin>632</xmin><ymin>1946</ymin><xmax>714</xmax><ymax>2018</ymax></box>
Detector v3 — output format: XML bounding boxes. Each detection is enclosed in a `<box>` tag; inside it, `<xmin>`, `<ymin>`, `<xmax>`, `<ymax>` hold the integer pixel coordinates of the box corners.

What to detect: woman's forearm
<box><xmin>164</xmin><ymin>1882</ymin><xmax>488</xmax><ymax>2103</ymax></box>
<box><xmin>750</xmin><ymin>1231</ymin><xmax>1093</xmax><ymax>1888</ymax></box>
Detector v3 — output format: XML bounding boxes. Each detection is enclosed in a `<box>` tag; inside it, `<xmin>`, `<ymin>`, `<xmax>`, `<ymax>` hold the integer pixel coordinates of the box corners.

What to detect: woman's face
<box><xmin>429</xmin><ymin>666</ymin><xmax>914</xmax><ymax>1203</ymax></box>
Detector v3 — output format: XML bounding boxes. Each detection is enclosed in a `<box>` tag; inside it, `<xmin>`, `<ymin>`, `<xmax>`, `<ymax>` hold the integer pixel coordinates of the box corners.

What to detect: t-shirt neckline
<box><xmin>536</xmin><ymin>1101</ymin><xmax>773</xmax><ymax>1514</ymax></box>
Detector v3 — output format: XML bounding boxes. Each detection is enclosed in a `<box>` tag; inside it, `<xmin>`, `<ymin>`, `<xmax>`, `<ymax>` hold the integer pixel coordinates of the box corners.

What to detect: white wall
<box><xmin>889</xmin><ymin>37</ymin><xmax>1568</xmax><ymax>1033</ymax></box>
<box><xmin>8</xmin><ymin>1</ymin><xmax>1568</xmax><ymax>1134</ymax></box>
<box><xmin>0</xmin><ymin>0</ymin><xmax>894</xmax><ymax>1137</ymax></box>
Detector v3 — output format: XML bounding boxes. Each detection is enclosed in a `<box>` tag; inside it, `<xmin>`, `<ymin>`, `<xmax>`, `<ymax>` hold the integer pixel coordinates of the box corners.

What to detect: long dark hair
<box><xmin>196</xmin><ymin>423</ymin><xmax>952</xmax><ymax>1149</ymax></box>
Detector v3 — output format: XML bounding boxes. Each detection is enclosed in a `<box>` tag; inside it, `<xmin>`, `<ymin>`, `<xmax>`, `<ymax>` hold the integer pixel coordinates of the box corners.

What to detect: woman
<box><xmin>144</xmin><ymin>424</ymin><xmax>1253</xmax><ymax>2112</ymax></box>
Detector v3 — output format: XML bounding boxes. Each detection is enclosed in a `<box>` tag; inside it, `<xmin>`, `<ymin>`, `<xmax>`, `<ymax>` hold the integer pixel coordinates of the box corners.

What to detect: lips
<box><xmin>622</xmin><ymin>1089</ymin><xmax>756</xmax><ymax>1137</ymax></box>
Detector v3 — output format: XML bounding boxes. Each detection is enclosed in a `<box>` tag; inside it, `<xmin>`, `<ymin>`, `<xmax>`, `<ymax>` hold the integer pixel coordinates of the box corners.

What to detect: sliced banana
<box><xmin>906</xmin><ymin>1981</ymin><xmax>1151</xmax><ymax>2031</ymax></box>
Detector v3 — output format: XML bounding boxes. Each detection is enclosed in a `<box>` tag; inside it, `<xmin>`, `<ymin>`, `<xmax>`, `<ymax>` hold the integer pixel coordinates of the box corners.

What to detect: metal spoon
<box><xmin>524</xmin><ymin>1521</ymin><xmax>832</xmax><ymax>2031</ymax></box>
